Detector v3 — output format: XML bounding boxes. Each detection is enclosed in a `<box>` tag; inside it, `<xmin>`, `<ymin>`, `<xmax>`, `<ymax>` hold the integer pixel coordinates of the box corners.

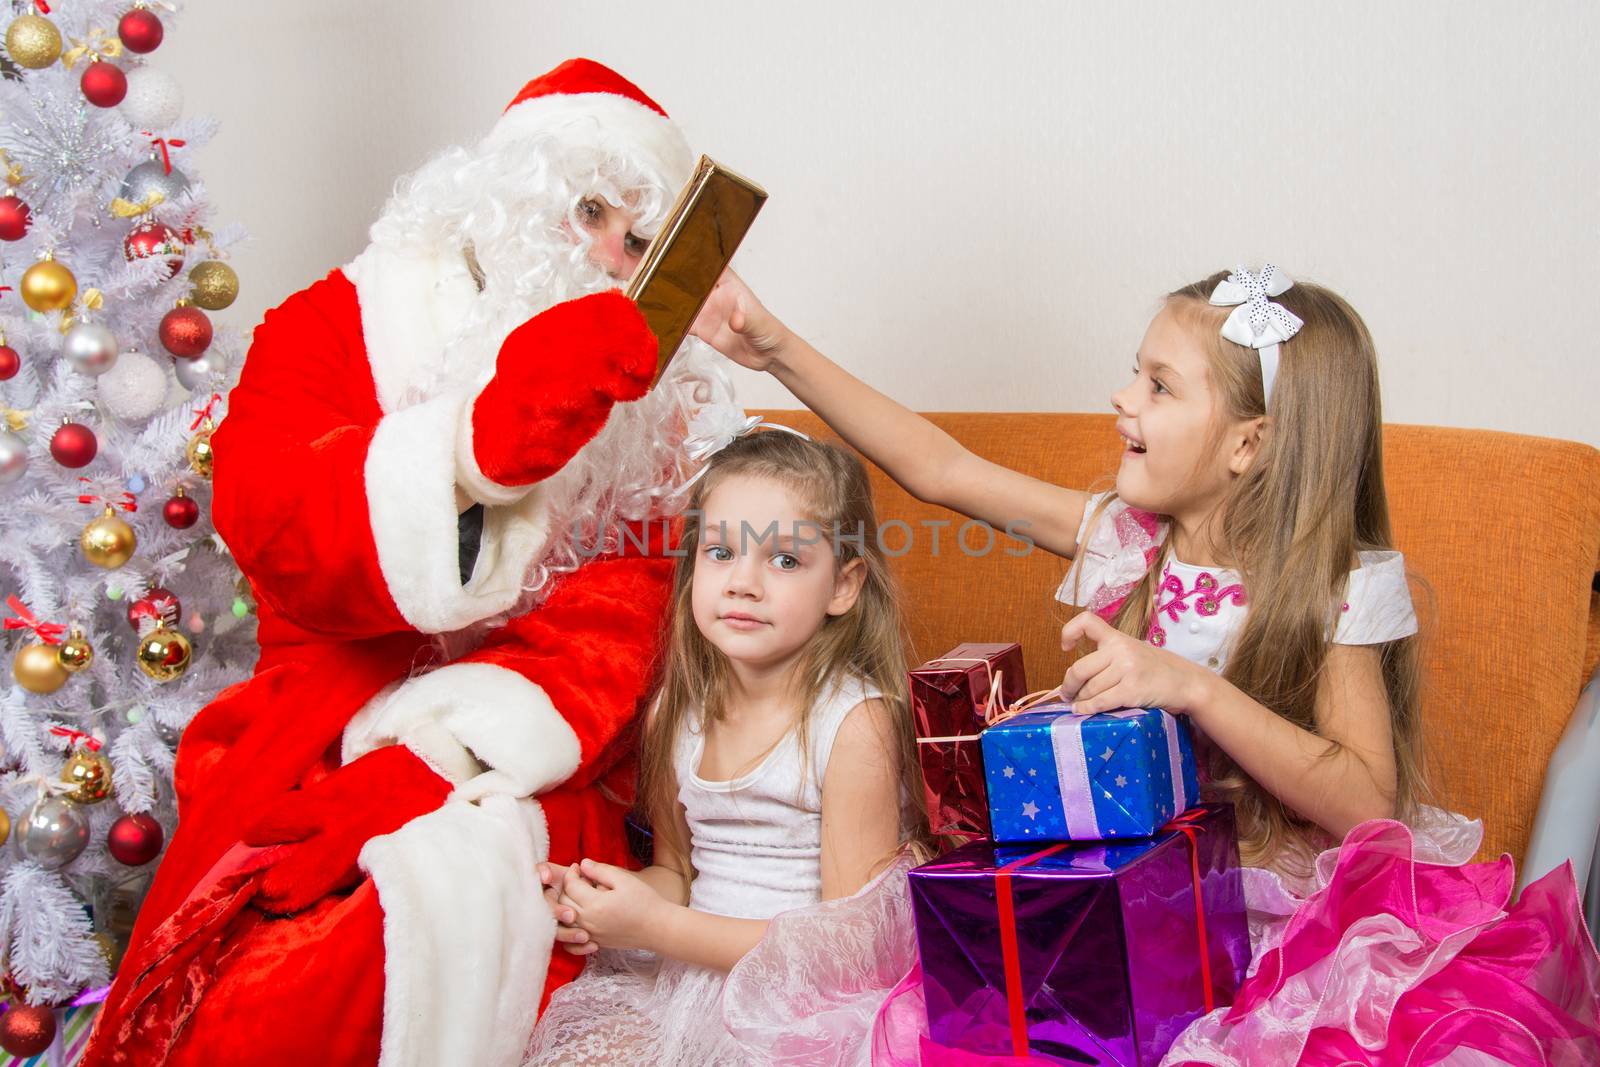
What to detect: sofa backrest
<box><xmin>753</xmin><ymin>410</ymin><xmax>1600</xmax><ymax>865</ymax></box>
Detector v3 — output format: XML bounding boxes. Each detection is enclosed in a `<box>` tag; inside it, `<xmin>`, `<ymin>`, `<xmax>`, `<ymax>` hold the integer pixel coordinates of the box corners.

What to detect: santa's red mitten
<box><xmin>458</xmin><ymin>290</ymin><xmax>657</xmax><ymax>500</ymax></box>
<box><xmin>241</xmin><ymin>744</ymin><xmax>453</xmax><ymax>915</ymax></box>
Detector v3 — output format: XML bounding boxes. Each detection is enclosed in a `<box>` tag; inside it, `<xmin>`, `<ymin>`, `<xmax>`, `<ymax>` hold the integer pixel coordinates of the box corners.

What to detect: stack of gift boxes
<box><xmin>909</xmin><ymin>643</ymin><xmax>1253</xmax><ymax>1066</ymax></box>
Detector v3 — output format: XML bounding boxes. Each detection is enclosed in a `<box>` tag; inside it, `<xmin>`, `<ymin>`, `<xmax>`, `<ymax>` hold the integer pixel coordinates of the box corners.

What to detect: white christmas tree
<box><xmin>0</xmin><ymin>0</ymin><xmax>253</xmax><ymax>1035</ymax></box>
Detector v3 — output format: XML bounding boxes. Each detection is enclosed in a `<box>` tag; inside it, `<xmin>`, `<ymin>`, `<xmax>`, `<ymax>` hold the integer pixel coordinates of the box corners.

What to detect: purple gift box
<box><xmin>909</xmin><ymin>803</ymin><xmax>1251</xmax><ymax>1066</ymax></box>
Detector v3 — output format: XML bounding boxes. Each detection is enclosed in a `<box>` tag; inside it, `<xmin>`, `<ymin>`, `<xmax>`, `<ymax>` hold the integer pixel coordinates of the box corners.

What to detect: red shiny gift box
<box><xmin>911</xmin><ymin>642</ymin><xmax>1027</xmax><ymax>840</ymax></box>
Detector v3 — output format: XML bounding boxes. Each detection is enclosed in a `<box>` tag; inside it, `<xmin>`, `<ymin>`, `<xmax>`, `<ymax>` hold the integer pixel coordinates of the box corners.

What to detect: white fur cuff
<box><xmin>365</xmin><ymin>393</ymin><xmax>552</xmax><ymax>634</ymax></box>
<box><xmin>363</xmin><ymin>793</ymin><xmax>552</xmax><ymax>1067</ymax></box>
<box><xmin>342</xmin><ymin>661</ymin><xmax>583</xmax><ymax>797</ymax></box>
<box><xmin>454</xmin><ymin>393</ymin><xmax>538</xmax><ymax>507</ymax></box>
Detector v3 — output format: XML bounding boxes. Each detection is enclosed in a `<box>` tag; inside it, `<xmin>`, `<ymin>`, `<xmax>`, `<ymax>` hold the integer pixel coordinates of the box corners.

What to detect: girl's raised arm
<box><xmin>693</xmin><ymin>273</ymin><xmax>1090</xmax><ymax>558</ymax></box>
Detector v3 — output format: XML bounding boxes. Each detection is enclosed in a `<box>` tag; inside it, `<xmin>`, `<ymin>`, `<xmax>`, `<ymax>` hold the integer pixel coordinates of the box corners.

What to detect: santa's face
<box><xmin>572</xmin><ymin>196</ymin><xmax>650</xmax><ymax>281</ymax></box>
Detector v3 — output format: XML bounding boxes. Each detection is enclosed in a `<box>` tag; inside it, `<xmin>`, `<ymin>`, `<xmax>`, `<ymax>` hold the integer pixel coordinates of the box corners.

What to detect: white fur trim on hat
<box><xmin>483</xmin><ymin>91</ymin><xmax>695</xmax><ymax>198</ymax></box>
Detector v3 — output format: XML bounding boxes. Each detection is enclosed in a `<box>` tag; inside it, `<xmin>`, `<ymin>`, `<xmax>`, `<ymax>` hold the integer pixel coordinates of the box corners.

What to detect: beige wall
<box><xmin>168</xmin><ymin>1</ymin><xmax>1599</xmax><ymax>446</ymax></box>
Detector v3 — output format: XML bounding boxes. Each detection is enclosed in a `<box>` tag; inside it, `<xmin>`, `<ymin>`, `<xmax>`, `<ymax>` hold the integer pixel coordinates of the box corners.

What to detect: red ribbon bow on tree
<box><xmin>144</xmin><ymin>135</ymin><xmax>188</xmax><ymax>175</ymax></box>
<box><xmin>79</xmin><ymin>478</ymin><xmax>139</xmax><ymax>513</ymax></box>
<box><xmin>49</xmin><ymin>726</ymin><xmax>102</xmax><ymax>752</ymax></box>
<box><xmin>4</xmin><ymin>596</ymin><xmax>66</xmax><ymax>645</ymax></box>
<box><xmin>190</xmin><ymin>393</ymin><xmax>222</xmax><ymax>431</ymax></box>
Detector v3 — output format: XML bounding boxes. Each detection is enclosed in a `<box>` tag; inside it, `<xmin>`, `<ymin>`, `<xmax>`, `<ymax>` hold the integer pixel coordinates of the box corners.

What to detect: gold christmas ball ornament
<box><xmin>188</xmin><ymin>260</ymin><xmax>238</xmax><ymax>311</ymax></box>
<box><xmin>60</xmin><ymin>748</ymin><xmax>113</xmax><ymax>805</ymax></box>
<box><xmin>56</xmin><ymin>629</ymin><xmax>93</xmax><ymax>673</ymax></box>
<box><xmin>93</xmin><ymin>931</ymin><xmax>120</xmax><ymax>970</ymax></box>
<box><xmin>81</xmin><ymin>505</ymin><xmax>137</xmax><ymax>569</ymax></box>
<box><xmin>20</xmin><ymin>255</ymin><xmax>77</xmax><ymax>313</ymax></box>
<box><xmin>13</xmin><ymin>642</ymin><xmax>68</xmax><ymax>694</ymax></box>
<box><xmin>0</xmin><ymin>807</ymin><xmax>9</xmax><ymax>848</ymax></box>
<box><xmin>136</xmin><ymin>624</ymin><xmax>191</xmax><ymax>682</ymax></box>
<box><xmin>186</xmin><ymin>421</ymin><xmax>214</xmax><ymax>477</ymax></box>
<box><xmin>5</xmin><ymin>14</ymin><xmax>62</xmax><ymax>69</ymax></box>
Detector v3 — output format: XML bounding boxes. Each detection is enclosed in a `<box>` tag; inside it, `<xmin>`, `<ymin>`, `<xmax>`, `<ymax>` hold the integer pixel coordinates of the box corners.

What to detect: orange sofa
<box><xmin>755</xmin><ymin>410</ymin><xmax>1600</xmax><ymax>868</ymax></box>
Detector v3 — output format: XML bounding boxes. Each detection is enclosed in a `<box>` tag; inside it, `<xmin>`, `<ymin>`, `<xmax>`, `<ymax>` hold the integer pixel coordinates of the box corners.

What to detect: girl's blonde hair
<box><xmin>640</xmin><ymin>430</ymin><xmax>932</xmax><ymax>865</ymax></box>
<box><xmin>1096</xmin><ymin>271</ymin><xmax>1426</xmax><ymax>869</ymax></box>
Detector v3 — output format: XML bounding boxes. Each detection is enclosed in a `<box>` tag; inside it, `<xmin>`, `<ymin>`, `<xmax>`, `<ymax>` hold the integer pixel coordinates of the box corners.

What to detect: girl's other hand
<box><xmin>1060</xmin><ymin>612</ymin><xmax>1211</xmax><ymax>715</ymax></box>
<box><xmin>690</xmin><ymin>269</ymin><xmax>788</xmax><ymax>372</ymax></box>
<box><xmin>559</xmin><ymin>858</ymin><xmax>670</xmax><ymax>953</ymax></box>
<box><xmin>543</xmin><ymin>862</ymin><xmax>598</xmax><ymax>956</ymax></box>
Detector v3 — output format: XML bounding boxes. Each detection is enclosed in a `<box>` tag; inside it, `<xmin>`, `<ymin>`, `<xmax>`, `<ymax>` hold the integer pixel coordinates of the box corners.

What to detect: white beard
<box><xmin>364</xmin><ymin>134</ymin><xmax>736</xmax><ymax>608</ymax></box>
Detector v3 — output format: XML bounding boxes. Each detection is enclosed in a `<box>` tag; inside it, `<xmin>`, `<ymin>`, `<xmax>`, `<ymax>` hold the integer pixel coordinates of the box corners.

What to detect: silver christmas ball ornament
<box><xmin>153</xmin><ymin>716</ymin><xmax>183</xmax><ymax>747</ymax></box>
<box><xmin>173</xmin><ymin>348</ymin><xmax>224</xmax><ymax>391</ymax></box>
<box><xmin>63</xmin><ymin>322</ymin><xmax>120</xmax><ymax>376</ymax></box>
<box><xmin>0</xmin><ymin>431</ymin><xmax>27</xmax><ymax>484</ymax></box>
<box><xmin>118</xmin><ymin>158</ymin><xmax>190</xmax><ymax>207</ymax></box>
<box><xmin>15</xmin><ymin>795</ymin><xmax>90</xmax><ymax>869</ymax></box>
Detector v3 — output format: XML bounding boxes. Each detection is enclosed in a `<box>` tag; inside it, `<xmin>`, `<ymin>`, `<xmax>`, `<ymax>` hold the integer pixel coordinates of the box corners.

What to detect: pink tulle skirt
<box><xmin>873</xmin><ymin>809</ymin><xmax>1600</xmax><ymax>1066</ymax></box>
<box><xmin>524</xmin><ymin>853</ymin><xmax>917</xmax><ymax>1067</ymax></box>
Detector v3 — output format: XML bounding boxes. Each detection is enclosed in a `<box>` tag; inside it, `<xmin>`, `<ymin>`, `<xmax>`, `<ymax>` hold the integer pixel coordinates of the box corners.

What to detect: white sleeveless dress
<box><xmin>525</xmin><ymin>675</ymin><xmax>918</xmax><ymax>1067</ymax></box>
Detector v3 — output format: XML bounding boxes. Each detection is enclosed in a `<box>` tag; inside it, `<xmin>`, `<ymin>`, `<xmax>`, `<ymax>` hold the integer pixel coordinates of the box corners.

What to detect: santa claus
<box><xmin>83</xmin><ymin>59</ymin><xmax>729</xmax><ymax>1066</ymax></box>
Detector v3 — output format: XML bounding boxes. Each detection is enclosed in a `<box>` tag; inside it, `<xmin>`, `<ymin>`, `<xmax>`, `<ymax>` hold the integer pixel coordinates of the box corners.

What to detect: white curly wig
<box><xmin>367</xmin><ymin>84</ymin><xmax>735</xmax><ymax>603</ymax></box>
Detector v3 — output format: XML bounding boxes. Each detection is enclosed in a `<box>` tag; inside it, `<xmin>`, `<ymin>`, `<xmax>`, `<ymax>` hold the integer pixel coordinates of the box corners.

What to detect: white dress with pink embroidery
<box><xmin>1054</xmin><ymin>492</ymin><xmax>1418</xmax><ymax>670</ymax></box>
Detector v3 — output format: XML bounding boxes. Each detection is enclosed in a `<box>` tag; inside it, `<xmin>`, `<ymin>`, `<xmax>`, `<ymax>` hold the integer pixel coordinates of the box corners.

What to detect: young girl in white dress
<box><xmin>695</xmin><ymin>265</ymin><xmax>1599</xmax><ymax>1065</ymax></box>
<box><xmin>524</xmin><ymin>427</ymin><xmax>930</xmax><ymax>1066</ymax></box>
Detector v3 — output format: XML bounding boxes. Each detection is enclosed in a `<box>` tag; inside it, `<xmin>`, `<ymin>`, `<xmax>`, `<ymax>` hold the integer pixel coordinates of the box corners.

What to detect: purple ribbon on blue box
<box><xmin>981</xmin><ymin>702</ymin><xmax>1200</xmax><ymax>843</ymax></box>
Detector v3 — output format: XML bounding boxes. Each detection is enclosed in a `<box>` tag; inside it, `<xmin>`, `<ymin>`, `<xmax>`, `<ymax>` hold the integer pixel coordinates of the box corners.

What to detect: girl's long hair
<box><xmin>639</xmin><ymin>430</ymin><xmax>933</xmax><ymax>868</ymax></box>
<box><xmin>1097</xmin><ymin>272</ymin><xmax>1426</xmax><ymax>869</ymax></box>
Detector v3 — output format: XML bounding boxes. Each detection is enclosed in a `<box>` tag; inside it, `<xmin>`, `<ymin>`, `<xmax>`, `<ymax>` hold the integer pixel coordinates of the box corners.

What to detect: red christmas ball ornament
<box><xmin>80</xmin><ymin>59</ymin><xmax>129</xmax><ymax>108</ymax></box>
<box><xmin>127</xmin><ymin>586</ymin><xmax>181</xmax><ymax>631</ymax></box>
<box><xmin>0</xmin><ymin>345</ymin><xmax>18</xmax><ymax>381</ymax></box>
<box><xmin>159</xmin><ymin>304</ymin><xmax>212</xmax><ymax>358</ymax></box>
<box><xmin>117</xmin><ymin>8</ymin><xmax>165</xmax><ymax>53</ymax></box>
<box><xmin>107</xmin><ymin>811</ymin><xmax>165</xmax><ymax>865</ymax></box>
<box><xmin>123</xmin><ymin>220</ymin><xmax>185</xmax><ymax>278</ymax></box>
<box><xmin>49</xmin><ymin>422</ymin><xmax>97</xmax><ymax>468</ymax></box>
<box><xmin>0</xmin><ymin>1003</ymin><xmax>56</xmax><ymax>1058</ymax></box>
<box><xmin>0</xmin><ymin>194</ymin><xmax>31</xmax><ymax>242</ymax></box>
<box><xmin>162</xmin><ymin>488</ymin><xmax>199</xmax><ymax>529</ymax></box>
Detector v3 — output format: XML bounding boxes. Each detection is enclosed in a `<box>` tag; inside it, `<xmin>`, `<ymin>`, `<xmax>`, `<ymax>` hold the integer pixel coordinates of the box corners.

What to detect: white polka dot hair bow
<box><xmin>1208</xmin><ymin>263</ymin><xmax>1303</xmax><ymax>401</ymax></box>
<box><xmin>683</xmin><ymin>404</ymin><xmax>765</xmax><ymax>464</ymax></box>
<box><xmin>677</xmin><ymin>403</ymin><xmax>811</xmax><ymax>493</ymax></box>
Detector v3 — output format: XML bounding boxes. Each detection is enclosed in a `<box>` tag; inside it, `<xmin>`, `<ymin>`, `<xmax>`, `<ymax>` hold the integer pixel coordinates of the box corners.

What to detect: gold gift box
<box><xmin>626</xmin><ymin>156</ymin><xmax>767</xmax><ymax>382</ymax></box>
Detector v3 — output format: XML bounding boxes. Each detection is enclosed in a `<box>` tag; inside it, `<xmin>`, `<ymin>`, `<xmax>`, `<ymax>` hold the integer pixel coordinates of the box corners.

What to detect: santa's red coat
<box><xmin>83</xmin><ymin>246</ymin><xmax>674</xmax><ymax>1067</ymax></box>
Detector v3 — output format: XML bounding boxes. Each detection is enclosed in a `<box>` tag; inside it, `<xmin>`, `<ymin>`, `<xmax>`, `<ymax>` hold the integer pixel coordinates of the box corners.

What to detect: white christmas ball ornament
<box><xmin>0</xmin><ymin>430</ymin><xmax>27</xmax><ymax>484</ymax></box>
<box><xmin>63</xmin><ymin>322</ymin><xmax>120</xmax><ymax>376</ymax></box>
<box><xmin>173</xmin><ymin>349</ymin><xmax>224</xmax><ymax>391</ymax></box>
<box><xmin>99</xmin><ymin>350</ymin><xmax>169</xmax><ymax>420</ymax></box>
<box><xmin>120</xmin><ymin>67</ymin><xmax>184</xmax><ymax>129</ymax></box>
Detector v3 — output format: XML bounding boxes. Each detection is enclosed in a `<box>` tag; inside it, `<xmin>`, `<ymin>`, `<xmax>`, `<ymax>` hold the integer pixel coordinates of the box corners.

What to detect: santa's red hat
<box><xmin>485</xmin><ymin>58</ymin><xmax>692</xmax><ymax>192</ymax></box>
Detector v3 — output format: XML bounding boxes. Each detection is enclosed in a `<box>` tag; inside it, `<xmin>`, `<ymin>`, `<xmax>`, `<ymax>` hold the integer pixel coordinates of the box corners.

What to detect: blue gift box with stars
<box><xmin>981</xmin><ymin>703</ymin><xmax>1201</xmax><ymax>842</ymax></box>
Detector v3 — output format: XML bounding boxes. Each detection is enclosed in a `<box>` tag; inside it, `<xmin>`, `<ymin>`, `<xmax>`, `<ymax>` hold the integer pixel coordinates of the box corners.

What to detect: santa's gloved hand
<box><xmin>462</xmin><ymin>290</ymin><xmax>658</xmax><ymax>495</ymax></box>
<box><xmin>241</xmin><ymin>744</ymin><xmax>453</xmax><ymax>915</ymax></box>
